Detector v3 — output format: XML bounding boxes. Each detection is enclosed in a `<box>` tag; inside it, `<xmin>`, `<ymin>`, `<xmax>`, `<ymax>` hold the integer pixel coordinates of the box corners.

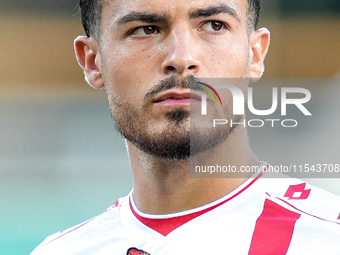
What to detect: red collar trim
<box><xmin>130</xmin><ymin>168</ymin><xmax>267</xmax><ymax>236</ymax></box>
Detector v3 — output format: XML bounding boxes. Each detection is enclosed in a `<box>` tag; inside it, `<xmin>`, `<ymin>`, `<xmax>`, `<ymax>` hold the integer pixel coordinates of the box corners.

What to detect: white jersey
<box><xmin>31</xmin><ymin>170</ymin><xmax>340</xmax><ymax>255</ymax></box>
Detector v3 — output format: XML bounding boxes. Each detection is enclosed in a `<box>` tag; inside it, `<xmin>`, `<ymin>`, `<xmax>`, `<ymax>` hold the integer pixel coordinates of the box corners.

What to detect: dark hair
<box><xmin>247</xmin><ymin>0</ymin><xmax>261</xmax><ymax>29</ymax></box>
<box><xmin>79</xmin><ymin>0</ymin><xmax>261</xmax><ymax>38</ymax></box>
<box><xmin>79</xmin><ymin>0</ymin><xmax>102</xmax><ymax>38</ymax></box>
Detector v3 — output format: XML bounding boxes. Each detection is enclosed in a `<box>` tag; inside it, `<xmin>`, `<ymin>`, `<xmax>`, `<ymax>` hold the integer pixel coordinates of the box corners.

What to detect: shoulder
<box><xmin>258</xmin><ymin>172</ymin><xmax>340</xmax><ymax>224</ymax></box>
<box><xmin>30</xmin><ymin>196</ymin><xmax>128</xmax><ymax>255</ymax></box>
<box><xmin>246</xmin><ymin>173</ymin><xmax>340</xmax><ymax>254</ymax></box>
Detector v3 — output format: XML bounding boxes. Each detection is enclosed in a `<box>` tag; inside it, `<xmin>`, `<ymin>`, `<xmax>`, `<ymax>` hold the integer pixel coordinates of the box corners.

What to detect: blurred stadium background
<box><xmin>0</xmin><ymin>0</ymin><xmax>340</xmax><ymax>254</ymax></box>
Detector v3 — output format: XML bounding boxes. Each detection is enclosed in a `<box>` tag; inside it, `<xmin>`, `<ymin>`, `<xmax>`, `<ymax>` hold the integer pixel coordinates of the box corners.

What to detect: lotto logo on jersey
<box><xmin>284</xmin><ymin>183</ymin><xmax>311</xmax><ymax>200</ymax></box>
<box><xmin>127</xmin><ymin>247</ymin><xmax>151</xmax><ymax>255</ymax></box>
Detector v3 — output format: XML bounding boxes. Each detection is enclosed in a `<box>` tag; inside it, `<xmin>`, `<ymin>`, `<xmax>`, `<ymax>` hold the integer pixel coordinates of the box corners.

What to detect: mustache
<box><xmin>143</xmin><ymin>75</ymin><xmax>206</xmax><ymax>104</ymax></box>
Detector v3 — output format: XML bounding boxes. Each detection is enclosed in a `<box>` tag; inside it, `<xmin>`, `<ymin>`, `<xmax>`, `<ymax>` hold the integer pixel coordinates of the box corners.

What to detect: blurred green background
<box><xmin>1</xmin><ymin>0</ymin><xmax>340</xmax><ymax>254</ymax></box>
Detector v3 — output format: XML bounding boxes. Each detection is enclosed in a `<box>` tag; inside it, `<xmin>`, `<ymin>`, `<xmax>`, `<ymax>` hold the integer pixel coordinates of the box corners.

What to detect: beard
<box><xmin>108</xmin><ymin>75</ymin><xmax>242</xmax><ymax>161</ymax></box>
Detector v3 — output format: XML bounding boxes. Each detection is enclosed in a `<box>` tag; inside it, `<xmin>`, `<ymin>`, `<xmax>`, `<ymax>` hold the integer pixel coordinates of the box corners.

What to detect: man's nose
<box><xmin>161</xmin><ymin>28</ymin><xmax>201</xmax><ymax>76</ymax></box>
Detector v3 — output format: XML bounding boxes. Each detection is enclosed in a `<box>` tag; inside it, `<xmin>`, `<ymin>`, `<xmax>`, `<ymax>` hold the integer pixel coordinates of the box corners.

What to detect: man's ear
<box><xmin>249</xmin><ymin>28</ymin><xmax>270</xmax><ymax>82</ymax></box>
<box><xmin>74</xmin><ymin>36</ymin><xmax>104</xmax><ymax>89</ymax></box>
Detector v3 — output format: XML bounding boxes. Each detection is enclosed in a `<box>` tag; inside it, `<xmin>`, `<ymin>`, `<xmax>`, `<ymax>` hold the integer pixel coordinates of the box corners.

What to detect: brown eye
<box><xmin>130</xmin><ymin>26</ymin><xmax>159</xmax><ymax>36</ymax></box>
<box><xmin>200</xmin><ymin>21</ymin><xmax>227</xmax><ymax>33</ymax></box>
<box><xmin>143</xmin><ymin>26</ymin><xmax>157</xmax><ymax>34</ymax></box>
<box><xmin>211</xmin><ymin>21</ymin><xmax>223</xmax><ymax>31</ymax></box>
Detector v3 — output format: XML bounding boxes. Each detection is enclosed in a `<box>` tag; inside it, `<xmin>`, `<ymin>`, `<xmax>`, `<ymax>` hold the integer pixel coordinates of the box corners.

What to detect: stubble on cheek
<box><xmin>107</xmin><ymin>93</ymin><xmax>193</xmax><ymax>161</ymax></box>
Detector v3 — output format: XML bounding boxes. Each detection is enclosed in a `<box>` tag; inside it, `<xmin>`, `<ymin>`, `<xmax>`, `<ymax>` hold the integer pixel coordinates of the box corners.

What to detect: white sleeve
<box><xmin>30</xmin><ymin>231</ymin><xmax>61</xmax><ymax>254</ymax></box>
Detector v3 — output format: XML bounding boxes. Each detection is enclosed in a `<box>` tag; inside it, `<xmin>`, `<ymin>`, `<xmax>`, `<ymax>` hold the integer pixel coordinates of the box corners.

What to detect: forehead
<box><xmin>102</xmin><ymin>0</ymin><xmax>249</xmax><ymax>24</ymax></box>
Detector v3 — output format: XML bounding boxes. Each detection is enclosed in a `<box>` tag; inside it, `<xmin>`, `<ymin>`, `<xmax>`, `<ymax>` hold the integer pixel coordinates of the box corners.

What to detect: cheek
<box><xmin>101</xmin><ymin>48</ymin><xmax>160</xmax><ymax>105</ymax></box>
<box><xmin>202</xmin><ymin>37</ymin><xmax>249</xmax><ymax>77</ymax></box>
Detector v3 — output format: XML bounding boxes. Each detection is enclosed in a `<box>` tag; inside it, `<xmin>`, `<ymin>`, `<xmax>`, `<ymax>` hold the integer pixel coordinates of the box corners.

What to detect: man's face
<box><xmin>87</xmin><ymin>0</ymin><xmax>267</xmax><ymax>160</ymax></box>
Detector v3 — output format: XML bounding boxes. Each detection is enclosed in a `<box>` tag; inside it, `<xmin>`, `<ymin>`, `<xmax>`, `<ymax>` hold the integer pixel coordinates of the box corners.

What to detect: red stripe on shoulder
<box><xmin>248</xmin><ymin>199</ymin><xmax>300</xmax><ymax>255</ymax></box>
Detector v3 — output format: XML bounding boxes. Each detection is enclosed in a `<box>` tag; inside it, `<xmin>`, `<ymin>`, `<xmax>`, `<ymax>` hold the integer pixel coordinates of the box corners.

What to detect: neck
<box><xmin>127</xmin><ymin>126</ymin><xmax>260</xmax><ymax>215</ymax></box>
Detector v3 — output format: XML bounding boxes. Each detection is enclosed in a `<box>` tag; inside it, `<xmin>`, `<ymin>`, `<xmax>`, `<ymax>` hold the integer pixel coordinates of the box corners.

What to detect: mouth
<box><xmin>153</xmin><ymin>90</ymin><xmax>202</xmax><ymax>107</ymax></box>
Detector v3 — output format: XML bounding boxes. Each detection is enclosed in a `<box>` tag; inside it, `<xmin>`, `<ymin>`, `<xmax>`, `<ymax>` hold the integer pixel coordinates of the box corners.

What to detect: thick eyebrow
<box><xmin>116</xmin><ymin>12</ymin><xmax>170</xmax><ymax>24</ymax></box>
<box><xmin>189</xmin><ymin>4</ymin><xmax>241</xmax><ymax>22</ymax></box>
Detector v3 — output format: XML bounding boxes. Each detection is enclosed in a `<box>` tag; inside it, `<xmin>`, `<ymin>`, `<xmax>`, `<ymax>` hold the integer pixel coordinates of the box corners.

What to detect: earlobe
<box><xmin>74</xmin><ymin>36</ymin><xmax>105</xmax><ymax>89</ymax></box>
<box><xmin>249</xmin><ymin>28</ymin><xmax>270</xmax><ymax>82</ymax></box>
